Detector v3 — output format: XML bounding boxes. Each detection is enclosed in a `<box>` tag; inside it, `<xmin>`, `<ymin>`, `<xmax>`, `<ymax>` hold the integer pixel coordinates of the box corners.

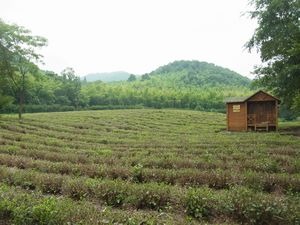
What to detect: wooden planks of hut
<box><xmin>225</xmin><ymin>90</ymin><xmax>280</xmax><ymax>131</ymax></box>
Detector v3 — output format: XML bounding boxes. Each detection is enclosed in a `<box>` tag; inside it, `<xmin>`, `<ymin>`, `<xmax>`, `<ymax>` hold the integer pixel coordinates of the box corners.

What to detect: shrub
<box><xmin>243</xmin><ymin>170</ymin><xmax>264</xmax><ymax>191</ymax></box>
<box><xmin>185</xmin><ymin>187</ymin><xmax>215</xmax><ymax>219</ymax></box>
<box><xmin>11</xmin><ymin>170</ymin><xmax>36</xmax><ymax>190</ymax></box>
<box><xmin>62</xmin><ymin>178</ymin><xmax>89</xmax><ymax>200</ymax></box>
<box><xmin>285</xmin><ymin>194</ymin><xmax>300</xmax><ymax>225</ymax></box>
<box><xmin>28</xmin><ymin>197</ymin><xmax>61</xmax><ymax>225</ymax></box>
<box><xmin>230</xmin><ymin>187</ymin><xmax>288</xmax><ymax>224</ymax></box>
<box><xmin>38</xmin><ymin>174</ymin><xmax>63</xmax><ymax>194</ymax></box>
<box><xmin>0</xmin><ymin>198</ymin><xmax>13</xmax><ymax>221</ymax></box>
<box><xmin>99</xmin><ymin>181</ymin><xmax>127</xmax><ymax>207</ymax></box>
<box><xmin>132</xmin><ymin>163</ymin><xmax>144</xmax><ymax>183</ymax></box>
<box><xmin>142</xmin><ymin>168</ymin><xmax>177</xmax><ymax>185</ymax></box>
<box><xmin>133</xmin><ymin>183</ymin><xmax>171</xmax><ymax>210</ymax></box>
<box><xmin>104</xmin><ymin>166</ymin><xmax>131</xmax><ymax>180</ymax></box>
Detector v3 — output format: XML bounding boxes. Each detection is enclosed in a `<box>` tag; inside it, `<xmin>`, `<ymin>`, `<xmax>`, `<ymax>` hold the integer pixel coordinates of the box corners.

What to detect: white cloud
<box><xmin>0</xmin><ymin>0</ymin><xmax>261</xmax><ymax>78</ymax></box>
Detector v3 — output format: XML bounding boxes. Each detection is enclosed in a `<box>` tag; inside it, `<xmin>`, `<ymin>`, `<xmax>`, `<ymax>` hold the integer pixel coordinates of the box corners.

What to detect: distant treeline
<box><xmin>1</xmin><ymin>10</ymin><xmax>299</xmax><ymax>120</ymax></box>
<box><xmin>2</xmin><ymin>18</ymin><xmax>252</xmax><ymax>116</ymax></box>
<box><xmin>0</xmin><ymin>61</ymin><xmax>255</xmax><ymax>114</ymax></box>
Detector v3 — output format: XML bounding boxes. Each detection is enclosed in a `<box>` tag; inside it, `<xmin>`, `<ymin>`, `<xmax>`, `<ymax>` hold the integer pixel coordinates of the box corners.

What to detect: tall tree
<box><xmin>246</xmin><ymin>0</ymin><xmax>300</xmax><ymax>112</ymax></box>
<box><xmin>0</xmin><ymin>18</ymin><xmax>47</xmax><ymax>119</ymax></box>
<box><xmin>141</xmin><ymin>73</ymin><xmax>150</xmax><ymax>81</ymax></box>
<box><xmin>60</xmin><ymin>68</ymin><xmax>81</xmax><ymax>108</ymax></box>
<box><xmin>127</xmin><ymin>74</ymin><xmax>136</xmax><ymax>82</ymax></box>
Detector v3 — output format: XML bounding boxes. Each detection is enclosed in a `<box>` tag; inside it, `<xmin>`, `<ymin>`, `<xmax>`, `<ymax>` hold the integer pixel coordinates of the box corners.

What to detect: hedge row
<box><xmin>0</xmin><ymin>166</ymin><xmax>299</xmax><ymax>224</ymax></box>
<box><xmin>0</xmin><ymin>184</ymin><xmax>184</xmax><ymax>225</ymax></box>
<box><xmin>0</xmin><ymin>138</ymin><xmax>298</xmax><ymax>175</ymax></box>
<box><xmin>0</xmin><ymin>153</ymin><xmax>299</xmax><ymax>193</ymax></box>
<box><xmin>0</xmin><ymin>104</ymin><xmax>76</xmax><ymax>113</ymax></box>
<box><xmin>0</xmin><ymin>104</ymin><xmax>145</xmax><ymax>114</ymax></box>
<box><xmin>186</xmin><ymin>187</ymin><xmax>300</xmax><ymax>224</ymax></box>
<box><xmin>0</xmin><ymin>166</ymin><xmax>176</xmax><ymax>211</ymax></box>
<box><xmin>0</xmin><ymin>103</ymin><xmax>225</xmax><ymax>114</ymax></box>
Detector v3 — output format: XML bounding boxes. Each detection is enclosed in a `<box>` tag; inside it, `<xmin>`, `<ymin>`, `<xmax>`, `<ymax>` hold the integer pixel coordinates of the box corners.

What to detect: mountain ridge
<box><xmin>138</xmin><ymin>60</ymin><xmax>251</xmax><ymax>87</ymax></box>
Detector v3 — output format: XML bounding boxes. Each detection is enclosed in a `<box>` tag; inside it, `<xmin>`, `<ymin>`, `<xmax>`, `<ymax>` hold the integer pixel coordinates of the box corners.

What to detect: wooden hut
<box><xmin>225</xmin><ymin>90</ymin><xmax>280</xmax><ymax>131</ymax></box>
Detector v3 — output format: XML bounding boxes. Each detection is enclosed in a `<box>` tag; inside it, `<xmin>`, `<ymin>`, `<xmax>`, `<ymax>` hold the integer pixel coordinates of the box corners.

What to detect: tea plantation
<box><xmin>0</xmin><ymin>109</ymin><xmax>299</xmax><ymax>224</ymax></box>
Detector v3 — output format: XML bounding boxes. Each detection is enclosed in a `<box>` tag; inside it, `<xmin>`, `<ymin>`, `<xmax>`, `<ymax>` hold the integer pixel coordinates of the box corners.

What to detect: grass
<box><xmin>0</xmin><ymin>109</ymin><xmax>299</xmax><ymax>224</ymax></box>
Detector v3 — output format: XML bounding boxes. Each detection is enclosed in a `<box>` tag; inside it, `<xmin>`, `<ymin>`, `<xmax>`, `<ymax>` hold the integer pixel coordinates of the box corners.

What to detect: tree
<box><xmin>246</xmin><ymin>0</ymin><xmax>300</xmax><ymax>113</ymax></box>
<box><xmin>141</xmin><ymin>73</ymin><xmax>150</xmax><ymax>81</ymax></box>
<box><xmin>0</xmin><ymin>71</ymin><xmax>13</xmax><ymax>110</ymax></box>
<box><xmin>82</xmin><ymin>77</ymin><xmax>88</xmax><ymax>85</ymax></box>
<box><xmin>14</xmin><ymin>57</ymin><xmax>39</xmax><ymax>119</ymax></box>
<box><xmin>0</xmin><ymin>93</ymin><xmax>13</xmax><ymax>111</ymax></box>
<box><xmin>0</xmin><ymin>18</ymin><xmax>47</xmax><ymax>119</ymax></box>
<box><xmin>60</xmin><ymin>68</ymin><xmax>81</xmax><ymax>108</ymax></box>
<box><xmin>127</xmin><ymin>74</ymin><xmax>136</xmax><ymax>82</ymax></box>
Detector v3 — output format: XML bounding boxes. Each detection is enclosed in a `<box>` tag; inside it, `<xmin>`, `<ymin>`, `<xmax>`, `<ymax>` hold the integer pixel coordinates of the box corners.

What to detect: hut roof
<box><xmin>224</xmin><ymin>96</ymin><xmax>248</xmax><ymax>103</ymax></box>
<box><xmin>224</xmin><ymin>90</ymin><xmax>281</xmax><ymax>103</ymax></box>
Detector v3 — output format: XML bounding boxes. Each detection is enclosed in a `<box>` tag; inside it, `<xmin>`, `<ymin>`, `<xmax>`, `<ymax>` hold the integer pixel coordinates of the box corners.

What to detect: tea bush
<box><xmin>185</xmin><ymin>187</ymin><xmax>216</xmax><ymax>219</ymax></box>
<box><xmin>230</xmin><ymin>187</ymin><xmax>288</xmax><ymax>224</ymax></box>
<box><xmin>0</xmin><ymin>109</ymin><xmax>299</xmax><ymax>224</ymax></box>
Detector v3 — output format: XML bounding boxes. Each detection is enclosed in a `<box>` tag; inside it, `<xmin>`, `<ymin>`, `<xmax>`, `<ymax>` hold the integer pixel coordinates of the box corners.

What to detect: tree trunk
<box><xmin>18</xmin><ymin>73</ymin><xmax>25</xmax><ymax>121</ymax></box>
<box><xmin>18</xmin><ymin>89</ymin><xmax>24</xmax><ymax>120</ymax></box>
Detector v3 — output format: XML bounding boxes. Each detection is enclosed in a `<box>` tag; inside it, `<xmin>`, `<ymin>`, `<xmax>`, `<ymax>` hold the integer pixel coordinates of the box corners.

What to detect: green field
<box><xmin>0</xmin><ymin>109</ymin><xmax>299</xmax><ymax>225</ymax></box>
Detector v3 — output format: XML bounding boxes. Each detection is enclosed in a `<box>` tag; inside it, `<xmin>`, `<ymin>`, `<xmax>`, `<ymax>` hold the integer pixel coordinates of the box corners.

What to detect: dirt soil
<box><xmin>280</xmin><ymin>126</ymin><xmax>300</xmax><ymax>137</ymax></box>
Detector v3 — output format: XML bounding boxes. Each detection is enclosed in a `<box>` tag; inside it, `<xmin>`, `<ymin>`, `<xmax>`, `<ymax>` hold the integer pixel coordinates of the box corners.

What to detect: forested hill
<box><xmin>0</xmin><ymin>60</ymin><xmax>253</xmax><ymax>114</ymax></box>
<box><xmin>144</xmin><ymin>60</ymin><xmax>251</xmax><ymax>87</ymax></box>
<box><xmin>79</xmin><ymin>60</ymin><xmax>253</xmax><ymax>112</ymax></box>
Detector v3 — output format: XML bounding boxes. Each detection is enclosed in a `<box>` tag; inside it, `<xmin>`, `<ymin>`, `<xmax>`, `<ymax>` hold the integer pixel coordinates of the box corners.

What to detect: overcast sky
<box><xmin>1</xmin><ymin>0</ymin><xmax>261</xmax><ymax>78</ymax></box>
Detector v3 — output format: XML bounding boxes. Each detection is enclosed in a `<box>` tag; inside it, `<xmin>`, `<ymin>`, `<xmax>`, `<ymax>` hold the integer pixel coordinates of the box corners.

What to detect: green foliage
<box><xmin>280</xmin><ymin>104</ymin><xmax>298</xmax><ymax>121</ymax></box>
<box><xmin>0</xmin><ymin>94</ymin><xmax>13</xmax><ymax>110</ymax></box>
<box><xmin>132</xmin><ymin>163</ymin><xmax>144</xmax><ymax>183</ymax></box>
<box><xmin>0</xmin><ymin>19</ymin><xmax>82</xmax><ymax>115</ymax></box>
<box><xmin>127</xmin><ymin>74</ymin><xmax>137</xmax><ymax>82</ymax></box>
<box><xmin>133</xmin><ymin>183</ymin><xmax>171</xmax><ymax>210</ymax></box>
<box><xmin>185</xmin><ymin>187</ymin><xmax>215</xmax><ymax>219</ymax></box>
<box><xmin>79</xmin><ymin>60</ymin><xmax>253</xmax><ymax>113</ymax></box>
<box><xmin>94</xmin><ymin>180</ymin><xmax>128</xmax><ymax>207</ymax></box>
<box><xmin>62</xmin><ymin>178</ymin><xmax>89</xmax><ymax>200</ymax></box>
<box><xmin>0</xmin><ymin>110</ymin><xmax>299</xmax><ymax>224</ymax></box>
<box><xmin>247</xmin><ymin>0</ymin><xmax>300</xmax><ymax>113</ymax></box>
<box><xmin>0</xmin><ymin>183</ymin><xmax>183</xmax><ymax>225</ymax></box>
<box><xmin>0</xmin><ymin>69</ymin><xmax>82</xmax><ymax>113</ymax></box>
<box><xmin>141</xmin><ymin>73</ymin><xmax>151</xmax><ymax>81</ymax></box>
<box><xmin>150</xmin><ymin>60</ymin><xmax>250</xmax><ymax>87</ymax></box>
<box><xmin>0</xmin><ymin>198</ymin><xmax>12</xmax><ymax>220</ymax></box>
<box><xmin>292</xmin><ymin>93</ymin><xmax>300</xmax><ymax>112</ymax></box>
<box><xmin>13</xmin><ymin>197</ymin><xmax>61</xmax><ymax>225</ymax></box>
<box><xmin>0</xmin><ymin>18</ymin><xmax>47</xmax><ymax>119</ymax></box>
<box><xmin>1</xmin><ymin>58</ymin><xmax>256</xmax><ymax>114</ymax></box>
<box><xmin>230</xmin><ymin>187</ymin><xmax>289</xmax><ymax>224</ymax></box>
<box><xmin>60</xmin><ymin>68</ymin><xmax>81</xmax><ymax>108</ymax></box>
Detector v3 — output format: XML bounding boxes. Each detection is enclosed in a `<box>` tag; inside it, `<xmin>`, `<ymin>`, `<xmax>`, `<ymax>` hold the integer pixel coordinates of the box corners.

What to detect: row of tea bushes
<box><xmin>186</xmin><ymin>187</ymin><xmax>300</xmax><ymax>224</ymax></box>
<box><xmin>0</xmin><ymin>153</ymin><xmax>299</xmax><ymax>193</ymax></box>
<box><xmin>1</xmin><ymin>131</ymin><xmax>299</xmax><ymax>174</ymax></box>
<box><xmin>0</xmin><ymin>166</ymin><xmax>299</xmax><ymax>224</ymax></box>
<box><xmin>0</xmin><ymin>184</ymin><xmax>186</xmax><ymax>225</ymax></box>
<box><xmin>0</xmin><ymin>166</ymin><xmax>177</xmax><ymax>211</ymax></box>
<box><xmin>1</xmin><ymin>110</ymin><xmax>299</xmax><ymax>224</ymax></box>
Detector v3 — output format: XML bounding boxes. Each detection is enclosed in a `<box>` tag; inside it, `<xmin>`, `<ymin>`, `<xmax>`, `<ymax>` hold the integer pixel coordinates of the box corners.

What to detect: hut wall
<box><xmin>247</xmin><ymin>92</ymin><xmax>276</xmax><ymax>102</ymax></box>
<box><xmin>227</xmin><ymin>102</ymin><xmax>247</xmax><ymax>131</ymax></box>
